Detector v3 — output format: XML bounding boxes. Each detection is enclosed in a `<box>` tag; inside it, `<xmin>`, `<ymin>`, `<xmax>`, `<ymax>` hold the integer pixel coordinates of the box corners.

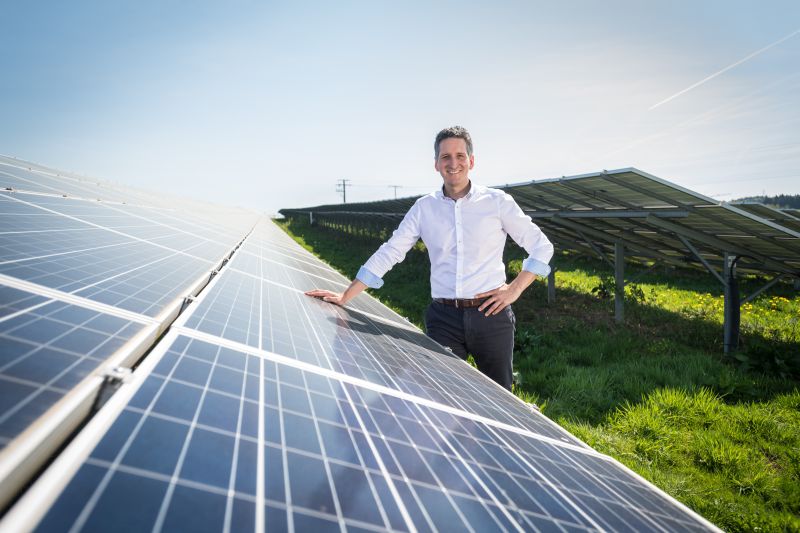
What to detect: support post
<box><xmin>615</xmin><ymin>241</ymin><xmax>625</xmax><ymax>323</ymax></box>
<box><xmin>723</xmin><ymin>253</ymin><xmax>740</xmax><ymax>353</ymax></box>
<box><xmin>547</xmin><ymin>268</ymin><xmax>556</xmax><ymax>303</ymax></box>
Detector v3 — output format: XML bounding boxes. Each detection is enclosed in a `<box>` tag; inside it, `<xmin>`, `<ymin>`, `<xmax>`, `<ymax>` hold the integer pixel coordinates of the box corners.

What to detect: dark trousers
<box><xmin>424</xmin><ymin>301</ymin><xmax>516</xmax><ymax>390</ymax></box>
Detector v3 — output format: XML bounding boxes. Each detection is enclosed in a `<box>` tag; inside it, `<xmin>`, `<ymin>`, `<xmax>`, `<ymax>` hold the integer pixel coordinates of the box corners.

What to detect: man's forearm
<box><xmin>508</xmin><ymin>270</ymin><xmax>537</xmax><ymax>296</ymax></box>
<box><xmin>340</xmin><ymin>279</ymin><xmax>368</xmax><ymax>305</ymax></box>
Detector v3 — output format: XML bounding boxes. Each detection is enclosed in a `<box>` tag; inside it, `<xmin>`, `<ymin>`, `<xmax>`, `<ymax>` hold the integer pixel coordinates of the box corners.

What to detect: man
<box><xmin>305</xmin><ymin>126</ymin><xmax>553</xmax><ymax>390</ymax></box>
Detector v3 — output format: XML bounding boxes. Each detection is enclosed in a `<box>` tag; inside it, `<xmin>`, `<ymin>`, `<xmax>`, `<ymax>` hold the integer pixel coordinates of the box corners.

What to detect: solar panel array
<box><xmin>1</xmin><ymin>156</ymin><xmax>719</xmax><ymax>532</ymax></box>
<box><xmin>732</xmin><ymin>202</ymin><xmax>800</xmax><ymax>233</ymax></box>
<box><xmin>280</xmin><ymin>168</ymin><xmax>800</xmax><ymax>278</ymax></box>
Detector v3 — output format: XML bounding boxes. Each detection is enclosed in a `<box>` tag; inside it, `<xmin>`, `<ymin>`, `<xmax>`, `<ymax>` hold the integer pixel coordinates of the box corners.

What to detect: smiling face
<box><xmin>434</xmin><ymin>137</ymin><xmax>474</xmax><ymax>194</ymax></box>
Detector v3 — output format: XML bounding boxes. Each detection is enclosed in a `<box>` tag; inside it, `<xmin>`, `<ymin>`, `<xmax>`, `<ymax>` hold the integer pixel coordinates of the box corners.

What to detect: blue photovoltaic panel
<box><xmin>106</xmin><ymin>203</ymin><xmax>246</xmax><ymax>250</ymax></box>
<box><xmin>226</xmin><ymin>249</ymin><xmax>408</xmax><ymax>327</ymax></box>
<box><xmin>4</xmin><ymin>191</ymin><xmax>242</xmax><ymax>264</ymax></box>
<box><xmin>0</xmin><ymin>158</ymin><xmax>718</xmax><ymax>532</ymax></box>
<box><xmin>71</xmin><ymin>254</ymin><xmax>214</xmax><ymax>317</ymax></box>
<box><xmin>0</xmin><ymin>295</ymin><xmax>144</xmax><ymax>450</ymax></box>
<box><xmin>38</xmin><ymin>334</ymin><xmax>713</xmax><ymax>532</ymax></box>
<box><xmin>0</xmin><ymin>285</ymin><xmax>49</xmax><ymax>320</ymax></box>
<box><xmin>226</xmin><ymin>222</ymin><xmax>412</xmax><ymax>326</ymax></box>
<box><xmin>183</xmin><ymin>241</ymin><xmax>583</xmax><ymax>447</ymax></box>
<box><xmin>0</xmin><ymin>159</ymin><xmax>259</xmax><ymax>519</ymax></box>
<box><xmin>0</xmin><ymin>163</ymin><xmax>111</xmax><ymax>199</ymax></box>
<box><xmin>0</xmin><ymin>193</ymin><xmax>229</xmax><ymax>317</ymax></box>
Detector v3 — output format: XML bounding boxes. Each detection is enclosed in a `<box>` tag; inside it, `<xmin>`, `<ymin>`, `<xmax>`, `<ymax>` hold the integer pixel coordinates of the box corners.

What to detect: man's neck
<box><xmin>443</xmin><ymin>180</ymin><xmax>471</xmax><ymax>200</ymax></box>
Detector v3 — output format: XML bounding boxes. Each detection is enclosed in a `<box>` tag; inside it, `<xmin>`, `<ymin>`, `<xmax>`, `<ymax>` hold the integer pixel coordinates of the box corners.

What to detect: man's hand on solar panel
<box><xmin>305</xmin><ymin>279</ymin><xmax>368</xmax><ymax>307</ymax></box>
<box><xmin>476</xmin><ymin>271</ymin><xmax>537</xmax><ymax>316</ymax></box>
<box><xmin>304</xmin><ymin>289</ymin><xmax>345</xmax><ymax>305</ymax></box>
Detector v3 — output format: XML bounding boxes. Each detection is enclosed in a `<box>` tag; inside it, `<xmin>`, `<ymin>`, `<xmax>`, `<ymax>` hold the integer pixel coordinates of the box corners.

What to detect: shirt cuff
<box><xmin>356</xmin><ymin>266</ymin><xmax>384</xmax><ymax>289</ymax></box>
<box><xmin>522</xmin><ymin>258</ymin><xmax>552</xmax><ymax>277</ymax></box>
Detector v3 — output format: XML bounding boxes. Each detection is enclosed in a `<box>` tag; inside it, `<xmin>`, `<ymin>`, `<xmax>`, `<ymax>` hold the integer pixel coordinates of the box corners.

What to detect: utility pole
<box><xmin>388</xmin><ymin>185</ymin><xmax>402</xmax><ymax>199</ymax></box>
<box><xmin>336</xmin><ymin>179</ymin><xmax>351</xmax><ymax>203</ymax></box>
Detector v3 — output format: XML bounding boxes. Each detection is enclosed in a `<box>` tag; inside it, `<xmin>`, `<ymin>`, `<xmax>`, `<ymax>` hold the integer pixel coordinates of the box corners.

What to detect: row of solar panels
<box><xmin>0</xmin><ymin>155</ymin><xmax>718</xmax><ymax>531</ymax></box>
<box><xmin>280</xmin><ymin>168</ymin><xmax>800</xmax><ymax>278</ymax></box>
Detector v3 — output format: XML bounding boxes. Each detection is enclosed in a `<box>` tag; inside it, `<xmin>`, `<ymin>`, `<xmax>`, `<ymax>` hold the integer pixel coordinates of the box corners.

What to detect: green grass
<box><xmin>275</xmin><ymin>217</ymin><xmax>800</xmax><ymax>532</ymax></box>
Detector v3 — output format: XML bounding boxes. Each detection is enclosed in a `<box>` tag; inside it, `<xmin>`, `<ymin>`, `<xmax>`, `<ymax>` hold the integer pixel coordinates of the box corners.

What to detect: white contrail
<box><xmin>603</xmin><ymin>71</ymin><xmax>800</xmax><ymax>159</ymax></box>
<box><xmin>649</xmin><ymin>27</ymin><xmax>800</xmax><ymax>110</ymax></box>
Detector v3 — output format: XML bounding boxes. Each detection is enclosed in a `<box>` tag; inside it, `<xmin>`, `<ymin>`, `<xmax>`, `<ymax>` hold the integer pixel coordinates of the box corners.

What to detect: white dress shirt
<box><xmin>357</xmin><ymin>183</ymin><xmax>553</xmax><ymax>299</ymax></box>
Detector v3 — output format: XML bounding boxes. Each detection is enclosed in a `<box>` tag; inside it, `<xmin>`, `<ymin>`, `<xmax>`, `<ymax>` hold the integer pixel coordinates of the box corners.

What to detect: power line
<box><xmin>388</xmin><ymin>185</ymin><xmax>402</xmax><ymax>199</ymax></box>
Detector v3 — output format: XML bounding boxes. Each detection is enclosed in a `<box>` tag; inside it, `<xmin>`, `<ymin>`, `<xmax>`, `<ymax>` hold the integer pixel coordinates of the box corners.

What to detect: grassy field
<box><xmin>276</xmin><ymin>217</ymin><xmax>800</xmax><ymax>532</ymax></box>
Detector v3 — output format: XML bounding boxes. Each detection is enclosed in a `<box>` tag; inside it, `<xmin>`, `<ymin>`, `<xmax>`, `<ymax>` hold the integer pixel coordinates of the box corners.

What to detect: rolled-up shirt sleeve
<box><xmin>498</xmin><ymin>193</ymin><xmax>554</xmax><ymax>277</ymax></box>
<box><xmin>358</xmin><ymin>201</ymin><xmax>422</xmax><ymax>289</ymax></box>
<box><xmin>355</xmin><ymin>266</ymin><xmax>384</xmax><ymax>289</ymax></box>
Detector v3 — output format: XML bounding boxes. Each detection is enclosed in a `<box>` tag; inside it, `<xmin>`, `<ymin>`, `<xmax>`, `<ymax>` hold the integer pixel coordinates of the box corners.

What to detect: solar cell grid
<box><xmin>229</xmin><ymin>252</ymin><xmax>402</xmax><ymax>325</ymax></box>
<box><xmin>183</xmin><ymin>269</ymin><xmax>262</xmax><ymax>349</ymax></box>
<box><xmin>35</xmin><ymin>334</ymin><xmax>714</xmax><ymax>532</ymax></box>
<box><xmin>0</xmin><ymin>285</ymin><xmax>49</xmax><ymax>319</ymax></box>
<box><xmin>230</xmin><ymin>228</ymin><xmax>412</xmax><ymax>327</ymax></box>
<box><xmin>245</xmin><ymin>245</ymin><xmax>350</xmax><ymax>284</ymax></box>
<box><xmin>0</xmin><ymin>299</ymin><xmax>144</xmax><ymax>450</ymax></box>
<box><xmin>1</xmin><ymin>193</ymin><xmax>248</xmax><ymax>270</ymax></box>
<box><xmin>1</xmin><ymin>241</ymin><xmax>175</xmax><ymax>288</ymax></box>
<box><xmin>180</xmin><ymin>265</ymin><xmax>584</xmax><ymax>446</ymax></box>
<box><xmin>295</xmin><ymin>302</ymin><xmax>583</xmax><ymax>445</ymax></box>
<box><xmin>146</xmin><ymin>232</ymin><xmax>232</xmax><ymax>258</ymax></box>
<box><xmin>9</xmin><ymin>194</ymin><xmax>139</xmax><ymax>221</ymax></box>
<box><xmin>1</xmin><ymin>238</ymin><xmax>218</xmax><ymax>318</ymax></box>
<box><xmin>0</xmin><ymin>224</ymin><xmax>135</xmax><ymax>264</ymax></box>
<box><xmin>104</xmin><ymin>203</ymin><xmax>247</xmax><ymax>250</ymax></box>
<box><xmin>0</xmin><ymin>160</ymin><xmax>721</xmax><ymax>532</ymax></box>
<box><xmin>227</xmin><ymin>248</ymin><xmax>263</xmax><ymax>276</ymax></box>
<box><xmin>0</xmin><ymin>165</ymin><xmax>109</xmax><ymax>199</ymax></box>
<box><xmin>0</xmin><ymin>206</ymin><xmax>91</xmax><ymax>235</ymax></box>
<box><xmin>73</xmin><ymin>253</ymin><xmax>215</xmax><ymax>317</ymax></box>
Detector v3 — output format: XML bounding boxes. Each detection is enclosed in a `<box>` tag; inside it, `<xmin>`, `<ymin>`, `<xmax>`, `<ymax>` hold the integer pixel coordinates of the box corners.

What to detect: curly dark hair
<box><xmin>434</xmin><ymin>126</ymin><xmax>473</xmax><ymax>158</ymax></box>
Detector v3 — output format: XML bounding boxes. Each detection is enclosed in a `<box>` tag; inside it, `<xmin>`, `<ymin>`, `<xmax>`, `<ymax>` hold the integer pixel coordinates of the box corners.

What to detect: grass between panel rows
<box><xmin>275</xmin><ymin>217</ymin><xmax>800</xmax><ymax>532</ymax></box>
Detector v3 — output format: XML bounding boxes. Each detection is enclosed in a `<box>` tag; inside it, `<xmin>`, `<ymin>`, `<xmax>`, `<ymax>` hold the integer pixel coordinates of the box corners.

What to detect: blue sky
<box><xmin>1</xmin><ymin>1</ymin><xmax>798</xmax><ymax>214</ymax></box>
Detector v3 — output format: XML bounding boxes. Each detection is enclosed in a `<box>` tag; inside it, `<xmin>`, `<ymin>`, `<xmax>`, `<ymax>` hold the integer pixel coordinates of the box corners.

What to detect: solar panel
<box><xmin>732</xmin><ymin>202</ymin><xmax>800</xmax><ymax>233</ymax></box>
<box><xmin>0</xmin><ymin>298</ymin><xmax>145</xmax><ymax>450</ymax></box>
<box><xmin>28</xmin><ymin>330</ymin><xmax>716</xmax><ymax>532</ymax></box>
<box><xmin>0</xmin><ymin>155</ymin><xmax>261</xmax><ymax>515</ymax></box>
<box><xmin>279</xmin><ymin>168</ymin><xmax>800</xmax><ymax>278</ymax></box>
<box><xmin>0</xmin><ymin>158</ymin><xmax>719</xmax><ymax>532</ymax></box>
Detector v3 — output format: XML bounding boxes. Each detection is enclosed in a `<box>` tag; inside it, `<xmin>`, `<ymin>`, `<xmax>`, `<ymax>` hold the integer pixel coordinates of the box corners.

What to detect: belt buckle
<box><xmin>454</xmin><ymin>299</ymin><xmax>459</xmax><ymax>309</ymax></box>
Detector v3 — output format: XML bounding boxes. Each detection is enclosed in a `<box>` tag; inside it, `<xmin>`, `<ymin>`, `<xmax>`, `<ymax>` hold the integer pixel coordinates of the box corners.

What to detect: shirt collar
<box><xmin>436</xmin><ymin>180</ymin><xmax>480</xmax><ymax>201</ymax></box>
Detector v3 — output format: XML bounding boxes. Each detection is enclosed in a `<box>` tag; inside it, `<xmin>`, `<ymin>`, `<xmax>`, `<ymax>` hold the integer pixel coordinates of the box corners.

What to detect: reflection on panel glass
<box><xmin>0</xmin><ymin>162</ymin><xmax>716</xmax><ymax>532</ymax></box>
<box><xmin>217</xmin><ymin>232</ymin><xmax>409</xmax><ymax>325</ymax></box>
<box><xmin>0</xmin><ymin>164</ymin><xmax>108</xmax><ymax>199</ymax></box>
<box><xmin>0</xmin><ymin>224</ymin><xmax>136</xmax><ymax>264</ymax></box>
<box><xmin>0</xmin><ymin>301</ymin><xmax>143</xmax><ymax>450</ymax></box>
<box><xmin>184</xmin><ymin>268</ymin><xmax>582</xmax><ymax>446</ymax></box>
<box><xmin>1</xmin><ymin>242</ymin><xmax>216</xmax><ymax>317</ymax></box>
<box><xmin>39</xmin><ymin>335</ymin><xmax>712</xmax><ymax>532</ymax></box>
<box><xmin>73</xmin><ymin>253</ymin><xmax>215</xmax><ymax>317</ymax></box>
<box><xmin>0</xmin><ymin>286</ymin><xmax>49</xmax><ymax>320</ymax></box>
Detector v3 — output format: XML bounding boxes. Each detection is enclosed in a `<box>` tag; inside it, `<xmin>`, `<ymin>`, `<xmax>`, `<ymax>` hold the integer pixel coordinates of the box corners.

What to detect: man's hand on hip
<box><xmin>475</xmin><ymin>284</ymin><xmax>522</xmax><ymax>316</ymax></box>
<box><xmin>476</xmin><ymin>271</ymin><xmax>538</xmax><ymax>316</ymax></box>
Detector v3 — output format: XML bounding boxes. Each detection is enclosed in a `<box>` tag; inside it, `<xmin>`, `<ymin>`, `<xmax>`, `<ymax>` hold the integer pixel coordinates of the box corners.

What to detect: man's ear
<box><xmin>469</xmin><ymin>154</ymin><xmax>475</xmax><ymax>169</ymax></box>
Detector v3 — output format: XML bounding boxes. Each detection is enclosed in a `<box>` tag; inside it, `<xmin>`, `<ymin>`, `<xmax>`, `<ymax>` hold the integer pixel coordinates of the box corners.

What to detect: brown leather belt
<box><xmin>433</xmin><ymin>297</ymin><xmax>486</xmax><ymax>309</ymax></box>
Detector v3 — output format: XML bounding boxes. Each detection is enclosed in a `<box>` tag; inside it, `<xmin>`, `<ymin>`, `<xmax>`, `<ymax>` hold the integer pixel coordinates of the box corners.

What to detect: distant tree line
<box><xmin>734</xmin><ymin>194</ymin><xmax>800</xmax><ymax>209</ymax></box>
